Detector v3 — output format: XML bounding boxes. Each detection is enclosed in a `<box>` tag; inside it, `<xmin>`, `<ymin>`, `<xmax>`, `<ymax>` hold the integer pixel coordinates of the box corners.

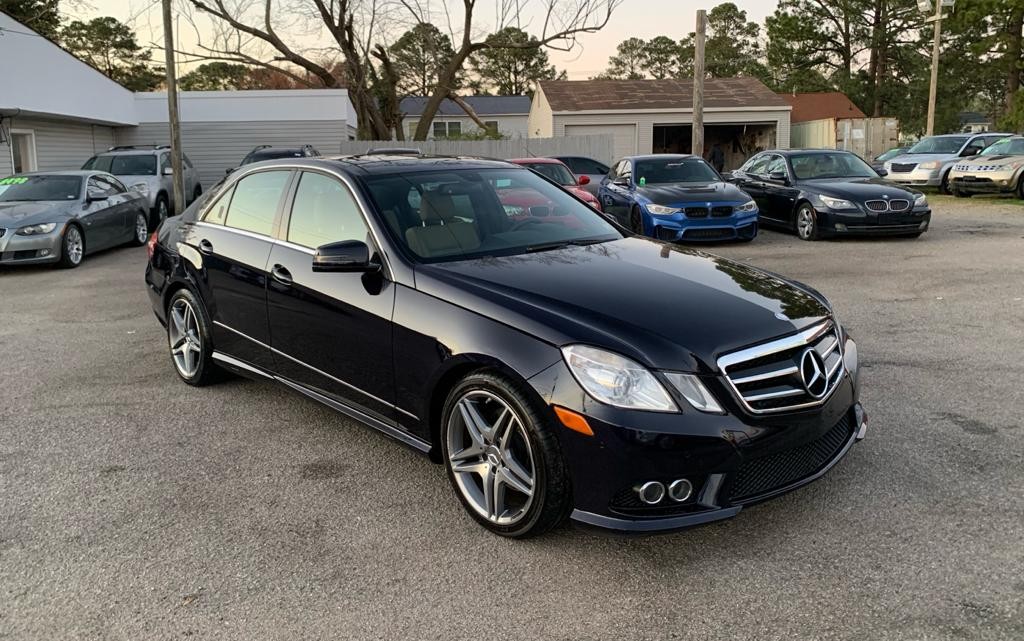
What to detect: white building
<box><xmin>400</xmin><ymin>96</ymin><xmax>531</xmax><ymax>140</ymax></box>
<box><xmin>0</xmin><ymin>11</ymin><xmax>357</xmax><ymax>186</ymax></box>
<box><xmin>528</xmin><ymin>78</ymin><xmax>792</xmax><ymax>168</ymax></box>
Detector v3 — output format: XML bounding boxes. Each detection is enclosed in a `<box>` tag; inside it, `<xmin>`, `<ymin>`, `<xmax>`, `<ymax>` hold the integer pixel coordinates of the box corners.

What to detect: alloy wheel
<box><xmin>135</xmin><ymin>213</ymin><xmax>149</xmax><ymax>243</ymax></box>
<box><xmin>797</xmin><ymin>208</ymin><xmax>815</xmax><ymax>240</ymax></box>
<box><xmin>158</xmin><ymin>199</ymin><xmax>168</xmax><ymax>222</ymax></box>
<box><xmin>65</xmin><ymin>226</ymin><xmax>83</xmax><ymax>265</ymax></box>
<box><xmin>446</xmin><ymin>390</ymin><xmax>536</xmax><ymax>525</ymax></box>
<box><xmin>168</xmin><ymin>298</ymin><xmax>203</xmax><ymax>378</ymax></box>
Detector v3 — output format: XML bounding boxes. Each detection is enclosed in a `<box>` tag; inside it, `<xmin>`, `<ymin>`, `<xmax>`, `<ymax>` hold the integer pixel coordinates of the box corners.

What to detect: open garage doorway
<box><xmin>652</xmin><ymin>123</ymin><xmax>777</xmax><ymax>171</ymax></box>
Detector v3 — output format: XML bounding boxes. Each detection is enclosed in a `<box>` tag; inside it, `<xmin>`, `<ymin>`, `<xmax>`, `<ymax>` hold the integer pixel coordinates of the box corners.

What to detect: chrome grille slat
<box><xmin>718</xmin><ymin>320</ymin><xmax>845</xmax><ymax>415</ymax></box>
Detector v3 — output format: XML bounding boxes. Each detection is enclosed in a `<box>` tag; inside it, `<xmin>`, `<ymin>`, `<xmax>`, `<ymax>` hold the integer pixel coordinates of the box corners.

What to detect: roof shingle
<box><xmin>538</xmin><ymin>77</ymin><xmax>790</xmax><ymax>112</ymax></box>
<box><xmin>778</xmin><ymin>92</ymin><xmax>866</xmax><ymax>122</ymax></box>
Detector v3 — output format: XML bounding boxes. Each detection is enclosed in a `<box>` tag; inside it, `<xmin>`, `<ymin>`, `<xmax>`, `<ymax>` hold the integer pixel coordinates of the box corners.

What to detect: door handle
<box><xmin>198</xmin><ymin>239</ymin><xmax>214</xmax><ymax>255</ymax></box>
<box><xmin>271</xmin><ymin>264</ymin><xmax>293</xmax><ymax>286</ymax></box>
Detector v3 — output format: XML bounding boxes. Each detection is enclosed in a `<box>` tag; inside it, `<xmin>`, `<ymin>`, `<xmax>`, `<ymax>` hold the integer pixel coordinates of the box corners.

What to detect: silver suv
<box><xmin>883</xmin><ymin>132</ymin><xmax>1012</xmax><ymax>193</ymax></box>
<box><xmin>82</xmin><ymin>146</ymin><xmax>202</xmax><ymax>225</ymax></box>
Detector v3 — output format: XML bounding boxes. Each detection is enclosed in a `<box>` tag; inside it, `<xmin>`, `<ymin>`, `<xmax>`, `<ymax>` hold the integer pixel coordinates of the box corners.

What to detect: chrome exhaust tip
<box><xmin>667</xmin><ymin>479</ymin><xmax>693</xmax><ymax>502</ymax></box>
<box><xmin>637</xmin><ymin>481</ymin><xmax>666</xmax><ymax>505</ymax></box>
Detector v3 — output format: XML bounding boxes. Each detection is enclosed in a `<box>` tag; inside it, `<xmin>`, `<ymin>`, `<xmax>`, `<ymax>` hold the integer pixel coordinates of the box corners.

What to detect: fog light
<box><xmin>919</xmin><ymin>221</ymin><xmax>928</xmax><ymax>230</ymax></box>
<box><xmin>835</xmin><ymin>223</ymin><xmax>847</xmax><ymax>232</ymax></box>
<box><xmin>667</xmin><ymin>479</ymin><xmax>693</xmax><ymax>502</ymax></box>
<box><xmin>38</xmin><ymin>249</ymin><xmax>50</xmax><ymax>257</ymax></box>
<box><xmin>637</xmin><ymin>481</ymin><xmax>666</xmax><ymax>505</ymax></box>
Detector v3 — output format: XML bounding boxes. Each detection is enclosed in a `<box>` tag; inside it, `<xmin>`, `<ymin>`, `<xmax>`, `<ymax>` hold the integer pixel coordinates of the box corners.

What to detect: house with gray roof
<box><xmin>400</xmin><ymin>96</ymin><xmax>532</xmax><ymax>140</ymax></box>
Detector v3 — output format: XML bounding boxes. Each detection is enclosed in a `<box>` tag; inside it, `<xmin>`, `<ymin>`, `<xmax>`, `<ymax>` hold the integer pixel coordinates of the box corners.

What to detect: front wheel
<box><xmin>131</xmin><ymin>211</ymin><xmax>149</xmax><ymax>246</ymax></box>
<box><xmin>940</xmin><ymin>172</ymin><xmax>952</xmax><ymax>195</ymax></box>
<box><xmin>441</xmin><ymin>372</ymin><xmax>572</xmax><ymax>538</ymax></box>
<box><xmin>795</xmin><ymin>204</ymin><xmax>819</xmax><ymax>241</ymax></box>
<box><xmin>630</xmin><ymin>206</ymin><xmax>645</xmax><ymax>236</ymax></box>
<box><xmin>58</xmin><ymin>224</ymin><xmax>84</xmax><ymax>268</ymax></box>
<box><xmin>166</xmin><ymin>289</ymin><xmax>219</xmax><ymax>386</ymax></box>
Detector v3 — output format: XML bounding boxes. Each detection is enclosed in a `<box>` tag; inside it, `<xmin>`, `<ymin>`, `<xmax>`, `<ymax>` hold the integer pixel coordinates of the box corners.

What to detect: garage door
<box><xmin>564</xmin><ymin>124</ymin><xmax>637</xmax><ymax>161</ymax></box>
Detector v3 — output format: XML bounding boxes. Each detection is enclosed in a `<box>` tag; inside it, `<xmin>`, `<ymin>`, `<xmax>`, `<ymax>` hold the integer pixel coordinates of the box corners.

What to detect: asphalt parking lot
<box><xmin>2</xmin><ymin>196</ymin><xmax>1023</xmax><ymax>640</ymax></box>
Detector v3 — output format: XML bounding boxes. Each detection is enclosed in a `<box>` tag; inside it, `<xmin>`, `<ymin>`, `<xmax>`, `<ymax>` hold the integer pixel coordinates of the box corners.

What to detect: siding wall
<box><xmin>338</xmin><ymin>135</ymin><xmax>614</xmax><ymax>162</ymax></box>
<box><xmin>400</xmin><ymin>114</ymin><xmax>529</xmax><ymax>139</ymax></box>
<box><xmin>527</xmin><ymin>90</ymin><xmax>554</xmax><ymax>138</ymax></box>
<box><xmin>1</xmin><ymin>117</ymin><xmax>116</xmax><ymax>176</ymax></box>
<box><xmin>115</xmin><ymin>120</ymin><xmax>350</xmax><ymax>188</ymax></box>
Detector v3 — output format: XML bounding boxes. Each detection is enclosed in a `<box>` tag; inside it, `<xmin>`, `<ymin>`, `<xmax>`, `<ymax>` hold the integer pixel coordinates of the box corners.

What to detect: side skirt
<box><xmin>211</xmin><ymin>351</ymin><xmax>432</xmax><ymax>456</ymax></box>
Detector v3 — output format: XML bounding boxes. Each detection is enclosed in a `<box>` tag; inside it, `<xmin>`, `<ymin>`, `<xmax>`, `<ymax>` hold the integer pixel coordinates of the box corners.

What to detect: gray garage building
<box><xmin>528</xmin><ymin>78</ymin><xmax>792</xmax><ymax>169</ymax></box>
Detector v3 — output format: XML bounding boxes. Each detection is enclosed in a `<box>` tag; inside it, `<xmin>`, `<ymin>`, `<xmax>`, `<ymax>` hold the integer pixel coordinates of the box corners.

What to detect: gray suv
<box><xmin>883</xmin><ymin>132</ymin><xmax>1012</xmax><ymax>193</ymax></box>
<box><xmin>82</xmin><ymin>146</ymin><xmax>202</xmax><ymax>225</ymax></box>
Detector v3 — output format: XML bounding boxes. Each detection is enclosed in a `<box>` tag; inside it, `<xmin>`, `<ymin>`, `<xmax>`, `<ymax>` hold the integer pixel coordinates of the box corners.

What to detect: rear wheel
<box><xmin>441</xmin><ymin>372</ymin><xmax>572</xmax><ymax>538</ymax></box>
<box><xmin>58</xmin><ymin>224</ymin><xmax>84</xmax><ymax>268</ymax></box>
<box><xmin>795</xmin><ymin>203</ymin><xmax>819</xmax><ymax>241</ymax></box>
<box><xmin>1016</xmin><ymin>177</ymin><xmax>1024</xmax><ymax>200</ymax></box>
<box><xmin>166</xmin><ymin>289</ymin><xmax>219</xmax><ymax>386</ymax></box>
<box><xmin>154</xmin><ymin>194</ymin><xmax>169</xmax><ymax>227</ymax></box>
<box><xmin>940</xmin><ymin>172</ymin><xmax>952</xmax><ymax>195</ymax></box>
<box><xmin>131</xmin><ymin>211</ymin><xmax>149</xmax><ymax>246</ymax></box>
<box><xmin>630</xmin><ymin>206</ymin><xmax>645</xmax><ymax>236</ymax></box>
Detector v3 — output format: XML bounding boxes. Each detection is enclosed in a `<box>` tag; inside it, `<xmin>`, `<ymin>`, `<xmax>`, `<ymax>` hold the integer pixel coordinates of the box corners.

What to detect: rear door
<box><xmin>733</xmin><ymin>154</ymin><xmax>771</xmax><ymax>217</ymax></box>
<box><xmin>266</xmin><ymin>169</ymin><xmax>396</xmax><ymax>423</ymax></box>
<box><xmin>82</xmin><ymin>176</ymin><xmax>125</xmax><ymax>250</ymax></box>
<box><xmin>191</xmin><ymin>168</ymin><xmax>292</xmax><ymax>370</ymax></box>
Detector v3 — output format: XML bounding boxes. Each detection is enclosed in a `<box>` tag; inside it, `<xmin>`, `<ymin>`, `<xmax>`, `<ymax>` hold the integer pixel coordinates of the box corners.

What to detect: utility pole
<box><xmin>161</xmin><ymin>0</ymin><xmax>185</xmax><ymax>216</ymax></box>
<box><xmin>924</xmin><ymin>0</ymin><xmax>947</xmax><ymax>136</ymax></box>
<box><xmin>692</xmin><ymin>9</ymin><xmax>706</xmax><ymax>157</ymax></box>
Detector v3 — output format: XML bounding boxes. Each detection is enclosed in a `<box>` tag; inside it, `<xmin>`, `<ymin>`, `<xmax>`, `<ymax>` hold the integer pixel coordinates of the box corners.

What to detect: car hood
<box><xmin>569</xmin><ymin>186</ymin><xmax>598</xmax><ymax>202</ymax></box>
<box><xmin>637</xmin><ymin>181</ymin><xmax>750</xmax><ymax>206</ymax></box>
<box><xmin>955</xmin><ymin>154</ymin><xmax>1024</xmax><ymax>168</ymax></box>
<box><xmin>414</xmin><ymin>237</ymin><xmax>830</xmax><ymax>372</ymax></box>
<box><xmin>799</xmin><ymin>177</ymin><xmax>921</xmax><ymax>200</ymax></box>
<box><xmin>888</xmin><ymin>153</ymin><xmax>957</xmax><ymax>165</ymax></box>
<box><xmin>0</xmin><ymin>201</ymin><xmax>76</xmax><ymax>227</ymax></box>
<box><xmin>114</xmin><ymin>174</ymin><xmax>159</xmax><ymax>185</ymax></box>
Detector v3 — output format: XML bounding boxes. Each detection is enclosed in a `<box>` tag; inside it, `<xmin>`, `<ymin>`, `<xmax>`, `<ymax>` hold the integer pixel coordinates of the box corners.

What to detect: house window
<box><xmin>407</xmin><ymin>120</ymin><xmax>419</xmax><ymax>138</ymax></box>
<box><xmin>10</xmin><ymin>130</ymin><xmax>37</xmax><ymax>173</ymax></box>
<box><xmin>432</xmin><ymin>121</ymin><xmax>462</xmax><ymax>139</ymax></box>
<box><xmin>484</xmin><ymin>121</ymin><xmax>499</xmax><ymax>134</ymax></box>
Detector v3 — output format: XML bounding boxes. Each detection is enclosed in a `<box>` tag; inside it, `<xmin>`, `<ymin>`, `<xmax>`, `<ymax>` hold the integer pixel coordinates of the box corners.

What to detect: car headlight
<box><xmin>914</xmin><ymin>194</ymin><xmax>928</xmax><ymax>208</ymax></box>
<box><xmin>562</xmin><ymin>345</ymin><xmax>677</xmax><ymax>412</ymax></box>
<box><xmin>16</xmin><ymin>223</ymin><xmax>58</xmax><ymax>236</ymax></box>
<box><xmin>646</xmin><ymin>204</ymin><xmax>682</xmax><ymax>216</ymax></box>
<box><xmin>918</xmin><ymin>161</ymin><xmax>940</xmax><ymax>170</ymax></box>
<box><xmin>131</xmin><ymin>182</ymin><xmax>150</xmax><ymax>196</ymax></box>
<box><xmin>662</xmin><ymin>373</ymin><xmax>724</xmax><ymax>413</ymax></box>
<box><xmin>819</xmin><ymin>195</ymin><xmax>857</xmax><ymax>210</ymax></box>
<box><xmin>735</xmin><ymin>200</ymin><xmax>757</xmax><ymax>213</ymax></box>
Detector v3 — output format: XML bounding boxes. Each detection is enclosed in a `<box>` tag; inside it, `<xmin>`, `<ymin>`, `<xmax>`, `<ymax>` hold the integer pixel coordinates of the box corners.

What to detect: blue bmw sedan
<box><xmin>598</xmin><ymin>154</ymin><xmax>759</xmax><ymax>242</ymax></box>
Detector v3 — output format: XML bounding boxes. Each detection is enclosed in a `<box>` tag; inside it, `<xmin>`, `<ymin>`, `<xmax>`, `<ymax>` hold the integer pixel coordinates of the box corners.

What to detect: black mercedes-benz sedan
<box><xmin>729</xmin><ymin>149</ymin><xmax>931</xmax><ymax>240</ymax></box>
<box><xmin>145</xmin><ymin>154</ymin><xmax>866</xmax><ymax>538</ymax></box>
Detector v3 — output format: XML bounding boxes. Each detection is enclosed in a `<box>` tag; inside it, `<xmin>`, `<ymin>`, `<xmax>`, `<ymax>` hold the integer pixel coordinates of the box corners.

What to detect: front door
<box><xmin>82</xmin><ymin>176</ymin><xmax>126</xmax><ymax>250</ymax></box>
<box><xmin>266</xmin><ymin>169</ymin><xmax>396</xmax><ymax>424</ymax></box>
<box><xmin>762</xmin><ymin>155</ymin><xmax>800</xmax><ymax>226</ymax></box>
<box><xmin>190</xmin><ymin>168</ymin><xmax>292</xmax><ymax>370</ymax></box>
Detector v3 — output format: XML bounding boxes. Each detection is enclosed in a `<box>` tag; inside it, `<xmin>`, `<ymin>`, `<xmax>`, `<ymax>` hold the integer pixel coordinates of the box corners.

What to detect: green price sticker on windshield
<box><xmin>0</xmin><ymin>177</ymin><xmax>28</xmax><ymax>185</ymax></box>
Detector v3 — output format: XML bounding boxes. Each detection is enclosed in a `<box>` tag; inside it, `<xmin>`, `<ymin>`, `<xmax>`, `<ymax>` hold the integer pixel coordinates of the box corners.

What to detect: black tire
<box><xmin>1017</xmin><ymin>177</ymin><xmax>1024</xmax><ymax>200</ymax></box>
<box><xmin>130</xmin><ymin>210</ymin><xmax>149</xmax><ymax>246</ymax></box>
<box><xmin>440</xmin><ymin>371</ymin><xmax>573</xmax><ymax>538</ymax></box>
<box><xmin>940</xmin><ymin>172</ymin><xmax>952</xmax><ymax>195</ymax></box>
<box><xmin>630</xmin><ymin>206</ymin><xmax>645</xmax><ymax>236</ymax></box>
<box><xmin>795</xmin><ymin>203</ymin><xmax>819</xmax><ymax>241</ymax></box>
<box><xmin>154</xmin><ymin>193</ymin><xmax>170</xmax><ymax>228</ymax></box>
<box><xmin>57</xmin><ymin>223</ymin><xmax>85</xmax><ymax>269</ymax></box>
<box><xmin>166</xmin><ymin>288</ymin><xmax>220</xmax><ymax>386</ymax></box>
<box><xmin>953</xmin><ymin>186</ymin><xmax>970</xmax><ymax>198</ymax></box>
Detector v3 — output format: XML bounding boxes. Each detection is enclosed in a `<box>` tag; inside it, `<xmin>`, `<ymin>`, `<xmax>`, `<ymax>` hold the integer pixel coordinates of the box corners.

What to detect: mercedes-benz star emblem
<box><xmin>799</xmin><ymin>348</ymin><xmax>829</xmax><ymax>398</ymax></box>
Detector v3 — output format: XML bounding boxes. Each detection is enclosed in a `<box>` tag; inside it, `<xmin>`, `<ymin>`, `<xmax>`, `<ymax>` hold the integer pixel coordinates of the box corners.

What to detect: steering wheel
<box><xmin>508</xmin><ymin>218</ymin><xmax>547</xmax><ymax>232</ymax></box>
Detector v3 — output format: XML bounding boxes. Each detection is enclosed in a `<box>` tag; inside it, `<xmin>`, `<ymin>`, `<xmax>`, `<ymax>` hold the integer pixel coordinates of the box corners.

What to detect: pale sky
<box><xmin>76</xmin><ymin>0</ymin><xmax>779</xmax><ymax>80</ymax></box>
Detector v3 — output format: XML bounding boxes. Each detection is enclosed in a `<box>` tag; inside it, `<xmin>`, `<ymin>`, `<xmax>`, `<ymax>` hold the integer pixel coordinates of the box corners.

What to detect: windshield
<box><xmin>907</xmin><ymin>136</ymin><xmax>968</xmax><ymax>155</ymax></box>
<box><xmin>520</xmin><ymin>162</ymin><xmax>576</xmax><ymax>186</ymax></box>
<box><xmin>876</xmin><ymin>148</ymin><xmax>905</xmax><ymax>162</ymax></box>
<box><xmin>83</xmin><ymin>154</ymin><xmax>157</xmax><ymax>176</ymax></box>
<box><xmin>634</xmin><ymin>158</ymin><xmax>719</xmax><ymax>185</ymax></box>
<box><xmin>242</xmin><ymin>149</ymin><xmax>305</xmax><ymax>165</ymax></box>
<box><xmin>364</xmin><ymin>168</ymin><xmax>621</xmax><ymax>263</ymax></box>
<box><xmin>0</xmin><ymin>175</ymin><xmax>82</xmax><ymax>201</ymax></box>
<box><xmin>790</xmin><ymin>153</ymin><xmax>877</xmax><ymax>180</ymax></box>
<box><xmin>980</xmin><ymin>138</ymin><xmax>1024</xmax><ymax>155</ymax></box>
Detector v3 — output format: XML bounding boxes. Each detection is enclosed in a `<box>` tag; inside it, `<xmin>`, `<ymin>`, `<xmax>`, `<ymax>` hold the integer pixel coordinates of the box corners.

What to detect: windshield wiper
<box><xmin>524</xmin><ymin>237</ymin><xmax>610</xmax><ymax>253</ymax></box>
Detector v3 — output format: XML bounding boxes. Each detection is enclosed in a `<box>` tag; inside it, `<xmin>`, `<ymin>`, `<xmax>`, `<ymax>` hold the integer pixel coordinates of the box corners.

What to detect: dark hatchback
<box><xmin>145</xmin><ymin>155</ymin><xmax>866</xmax><ymax>538</ymax></box>
<box><xmin>730</xmin><ymin>150</ymin><xmax>931</xmax><ymax>240</ymax></box>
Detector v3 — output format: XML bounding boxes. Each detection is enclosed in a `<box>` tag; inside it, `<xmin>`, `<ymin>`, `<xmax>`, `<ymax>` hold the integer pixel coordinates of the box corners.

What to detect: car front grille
<box><xmin>717</xmin><ymin>320</ymin><xmax>844</xmax><ymax>415</ymax></box>
<box><xmin>683</xmin><ymin>227</ymin><xmax>735</xmax><ymax>240</ymax></box>
<box><xmin>684</xmin><ymin>206</ymin><xmax>709</xmax><ymax>218</ymax></box>
<box><xmin>711</xmin><ymin>205</ymin><xmax>733</xmax><ymax>217</ymax></box>
<box><xmin>890</xmin><ymin>162</ymin><xmax>917</xmax><ymax>173</ymax></box>
<box><xmin>727</xmin><ymin>414</ymin><xmax>853</xmax><ymax>502</ymax></box>
<box><xmin>865</xmin><ymin>199</ymin><xmax>911</xmax><ymax>212</ymax></box>
<box><xmin>956</xmin><ymin>164</ymin><xmax>1000</xmax><ymax>172</ymax></box>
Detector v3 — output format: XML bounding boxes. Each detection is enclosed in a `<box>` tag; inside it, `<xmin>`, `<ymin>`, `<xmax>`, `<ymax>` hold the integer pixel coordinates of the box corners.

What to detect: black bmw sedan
<box><xmin>145</xmin><ymin>154</ymin><xmax>866</xmax><ymax>538</ymax></box>
<box><xmin>729</xmin><ymin>149</ymin><xmax>931</xmax><ymax>240</ymax></box>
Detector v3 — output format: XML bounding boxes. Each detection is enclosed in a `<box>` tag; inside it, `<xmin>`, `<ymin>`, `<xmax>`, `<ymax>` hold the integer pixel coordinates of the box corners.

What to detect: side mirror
<box><xmin>876</xmin><ymin>168</ymin><xmax>889</xmax><ymax>177</ymax></box>
<box><xmin>87</xmin><ymin>193</ymin><xmax>108</xmax><ymax>203</ymax></box>
<box><xmin>162</xmin><ymin>166</ymin><xmax>174</xmax><ymax>176</ymax></box>
<box><xmin>613</xmin><ymin>176</ymin><xmax>631</xmax><ymax>187</ymax></box>
<box><xmin>961</xmin><ymin>146</ymin><xmax>982</xmax><ymax>157</ymax></box>
<box><xmin>577</xmin><ymin>174</ymin><xmax>591</xmax><ymax>186</ymax></box>
<box><xmin>768</xmin><ymin>170</ymin><xmax>790</xmax><ymax>184</ymax></box>
<box><xmin>312</xmin><ymin>240</ymin><xmax>378</xmax><ymax>273</ymax></box>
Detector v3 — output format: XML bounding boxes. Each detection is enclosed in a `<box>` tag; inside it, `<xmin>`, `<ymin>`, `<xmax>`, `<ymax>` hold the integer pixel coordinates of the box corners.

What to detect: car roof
<box><xmin>768</xmin><ymin>149</ymin><xmax>859</xmax><ymax>157</ymax></box>
<box><xmin>622</xmin><ymin>154</ymin><xmax>700</xmax><ymax>162</ymax></box>
<box><xmin>17</xmin><ymin>170</ymin><xmax>96</xmax><ymax>177</ymax></box>
<box><xmin>508</xmin><ymin>158</ymin><xmax>565</xmax><ymax>165</ymax></box>
<box><xmin>97</xmin><ymin>148</ymin><xmax>164</xmax><ymax>156</ymax></box>
<box><xmin>229</xmin><ymin>155</ymin><xmax>527</xmax><ymax>178</ymax></box>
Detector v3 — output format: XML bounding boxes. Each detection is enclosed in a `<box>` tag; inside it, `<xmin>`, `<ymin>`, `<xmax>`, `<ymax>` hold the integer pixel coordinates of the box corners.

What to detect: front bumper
<box><xmin>950</xmin><ymin>173</ymin><xmax>1018</xmax><ymax>194</ymax></box>
<box><xmin>0</xmin><ymin>226</ymin><xmax>63</xmax><ymax>265</ymax></box>
<box><xmin>649</xmin><ymin>211</ymin><xmax>759</xmax><ymax>243</ymax></box>
<box><xmin>816</xmin><ymin>207</ymin><xmax>931</xmax><ymax>237</ymax></box>
<box><xmin>887</xmin><ymin>167</ymin><xmax>941</xmax><ymax>187</ymax></box>
<box><xmin>527</xmin><ymin>336</ymin><xmax>864</xmax><ymax>534</ymax></box>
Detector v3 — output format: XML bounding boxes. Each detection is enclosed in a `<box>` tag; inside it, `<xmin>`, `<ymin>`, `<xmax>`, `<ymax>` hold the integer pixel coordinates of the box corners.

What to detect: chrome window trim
<box><xmin>717</xmin><ymin>320</ymin><xmax>845</xmax><ymax>415</ymax></box>
<box><xmin>193</xmin><ymin>220</ymin><xmax>274</xmax><ymax>243</ymax></box>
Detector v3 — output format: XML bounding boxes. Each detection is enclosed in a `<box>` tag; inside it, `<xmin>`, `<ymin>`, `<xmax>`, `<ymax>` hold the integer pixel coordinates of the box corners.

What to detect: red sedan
<box><xmin>508</xmin><ymin>158</ymin><xmax>602</xmax><ymax>211</ymax></box>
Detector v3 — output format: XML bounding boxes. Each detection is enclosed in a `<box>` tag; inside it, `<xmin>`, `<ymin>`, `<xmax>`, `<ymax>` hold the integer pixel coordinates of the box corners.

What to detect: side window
<box><xmin>86</xmin><ymin>178</ymin><xmax>106</xmax><ymax>200</ymax></box>
<box><xmin>620</xmin><ymin>161</ymin><xmax>633</xmax><ymax>182</ymax></box>
<box><xmin>224</xmin><ymin>170</ymin><xmax>290</xmax><ymax>236</ymax></box>
<box><xmin>765</xmin><ymin>155</ymin><xmax>788</xmax><ymax>176</ymax></box>
<box><xmin>203</xmin><ymin>185</ymin><xmax>234</xmax><ymax>225</ymax></box>
<box><xmin>287</xmin><ymin>172</ymin><xmax>368</xmax><ymax>249</ymax></box>
<box><xmin>102</xmin><ymin>176</ymin><xmax>127</xmax><ymax>194</ymax></box>
<box><xmin>183</xmin><ymin>155</ymin><xmax>194</xmax><ymax>169</ymax></box>
<box><xmin>578</xmin><ymin>158</ymin><xmax>609</xmax><ymax>175</ymax></box>
<box><xmin>744</xmin><ymin>154</ymin><xmax>768</xmax><ymax>175</ymax></box>
<box><xmin>160</xmin><ymin>152</ymin><xmax>171</xmax><ymax>174</ymax></box>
